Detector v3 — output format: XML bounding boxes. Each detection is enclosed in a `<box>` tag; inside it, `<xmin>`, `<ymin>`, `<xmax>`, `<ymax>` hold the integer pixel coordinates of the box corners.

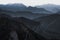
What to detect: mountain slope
<box><xmin>16</xmin><ymin>14</ymin><xmax>60</xmax><ymax>39</ymax></box>
<box><xmin>34</xmin><ymin>14</ymin><xmax>60</xmax><ymax>39</ymax></box>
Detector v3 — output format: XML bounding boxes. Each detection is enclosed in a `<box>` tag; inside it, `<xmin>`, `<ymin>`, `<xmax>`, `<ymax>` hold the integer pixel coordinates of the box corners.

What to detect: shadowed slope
<box><xmin>14</xmin><ymin>17</ymin><xmax>46</xmax><ymax>40</ymax></box>
<box><xmin>0</xmin><ymin>14</ymin><xmax>25</xmax><ymax>40</ymax></box>
<box><xmin>16</xmin><ymin>14</ymin><xmax>60</xmax><ymax>39</ymax></box>
<box><xmin>0</xmin><ymin>14</ymin><xmax>45</xmax><ymax>40</ymax></box>
<box><xmin>34</xmin><ymin>14</ymin><xmax>60</xmax><ymax>39</ymax></box>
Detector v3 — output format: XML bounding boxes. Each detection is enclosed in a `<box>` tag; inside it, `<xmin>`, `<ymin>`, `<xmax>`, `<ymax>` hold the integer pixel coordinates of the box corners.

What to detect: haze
<box><xmin>0</xmin><ymin>0</ymin><xmax>60</xmax><ymax>6</ymax></box>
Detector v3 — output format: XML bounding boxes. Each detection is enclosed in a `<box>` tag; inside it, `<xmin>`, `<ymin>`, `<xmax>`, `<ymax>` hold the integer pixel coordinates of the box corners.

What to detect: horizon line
<box><xmin>0</xmin><ymin>3</ymin><xmax>60</xmax><ymax>7</ymax></box>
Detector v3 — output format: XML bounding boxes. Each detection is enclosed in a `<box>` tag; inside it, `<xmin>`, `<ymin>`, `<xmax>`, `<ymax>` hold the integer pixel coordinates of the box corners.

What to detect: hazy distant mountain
<box><xmin>0</xmin><ymin>3</ymin><xmax>27</xmax><ymax>11</ymax></box>
<box><xmin>1</xmin><ymin>4</ymin><xmax>60</xmax><ymax>14</ymax></box>
<box><xmin>27</xmin><ymin>6</ymin><xmax>52</xmax><ymax>14</ymax></box>
<box><xmin>35</xmin><ymin>4</ymin><xmax>60</xmax><ymax>13</ymax></box>
<box><xmin>7</xmin><ymin>3</ymin><xmax>26</xmax><ymax>7</ymax></box>
<box><xmin>0</xmin><ymin>3</ymin><xmax>52</xmax><ymax>14</ymax></box>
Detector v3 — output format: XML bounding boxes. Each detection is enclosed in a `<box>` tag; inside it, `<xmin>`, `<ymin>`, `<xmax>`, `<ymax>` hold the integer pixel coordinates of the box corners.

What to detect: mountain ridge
<box><xmin>0</xmin><ymin>3</ymin><xmax>52</xmax><ymax>14</ymax></box>
<box><xmin>35</xmin><ymin>4</ymin><xmax>60</xmax><ymax>13</ymax></box>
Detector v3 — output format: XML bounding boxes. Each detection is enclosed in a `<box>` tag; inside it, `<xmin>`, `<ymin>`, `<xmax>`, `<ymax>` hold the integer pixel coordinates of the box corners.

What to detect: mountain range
<box><xmin>1</xmin><ymin>3</ymin><xmax>60</xmax><ymax>19</ymax></box>
<box><xmin>35</xmin><ymin>4</ymin><xmax>60</xmax><ymax>13</ymax></box>
<box><xmin>0</xmin><ymin>3</ymin><xmax>58</xmax><ymax>14</ymax></box>
<box><xmin>0</xmin><ymin>3</ymin><xmax>60</xmax><ymax>14</ymax></box>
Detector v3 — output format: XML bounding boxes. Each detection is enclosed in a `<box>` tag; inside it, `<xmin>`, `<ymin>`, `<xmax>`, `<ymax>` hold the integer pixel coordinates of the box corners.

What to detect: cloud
<box><xmin>0</xmin><ymin>0</ymin><xmax>60</xmax><ymax>6</ymax></box>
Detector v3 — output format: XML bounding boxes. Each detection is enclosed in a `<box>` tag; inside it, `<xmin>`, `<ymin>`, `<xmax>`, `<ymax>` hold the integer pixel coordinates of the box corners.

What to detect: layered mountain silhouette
<box><xmin>0</xmin><ymin>8</ymin><xmax>49</xmax><ymax>19</ymax></box>
<box><xmin>1</xmin><ymin>3</ymin><xmax>60</xmax><ymax>14</ymax></box>
<box><xmin>0</xmin><ymin>3</ymin><xmax>60</xmax><ymax>40</ymax></box>
<box><xmin>0</xmin><ymin>3</ymin><xmax>52</xmax><ymax>14</ymax></box>
<box><xmin>0</xmin><ymin>3</ymin><xmax>26</xmax><ymax>11</ymax></box>
<box><xmin>35</xmin><ymin>4</ymin><xmax>60</xmax><ymax>13</ymax></box>
<box><xmin>27</xmin><ymin>6</ymin><xmax>51</xmax><ymax>14</ymax></box>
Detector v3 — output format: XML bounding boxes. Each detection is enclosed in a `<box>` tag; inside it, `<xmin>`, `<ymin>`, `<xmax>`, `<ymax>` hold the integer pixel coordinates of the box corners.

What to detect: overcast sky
<box><xmin>0</xmin><ymin>0</ymin><xmax>60</xmax><ymax>6</ymax></box>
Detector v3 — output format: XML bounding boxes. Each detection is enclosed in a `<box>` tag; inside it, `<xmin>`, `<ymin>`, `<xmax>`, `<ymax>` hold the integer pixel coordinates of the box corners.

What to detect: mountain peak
<box><xmin>6</xmin><ymin>3</ymin><xmax>26</xmax><ymax>7</ymax></box>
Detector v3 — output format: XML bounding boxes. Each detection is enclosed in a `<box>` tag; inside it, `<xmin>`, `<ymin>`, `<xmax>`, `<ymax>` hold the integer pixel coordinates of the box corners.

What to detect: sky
<box><xmin>0</xmin><ymin>0</ymin><xmax>60</xmax><ymax>6</ymax></box>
